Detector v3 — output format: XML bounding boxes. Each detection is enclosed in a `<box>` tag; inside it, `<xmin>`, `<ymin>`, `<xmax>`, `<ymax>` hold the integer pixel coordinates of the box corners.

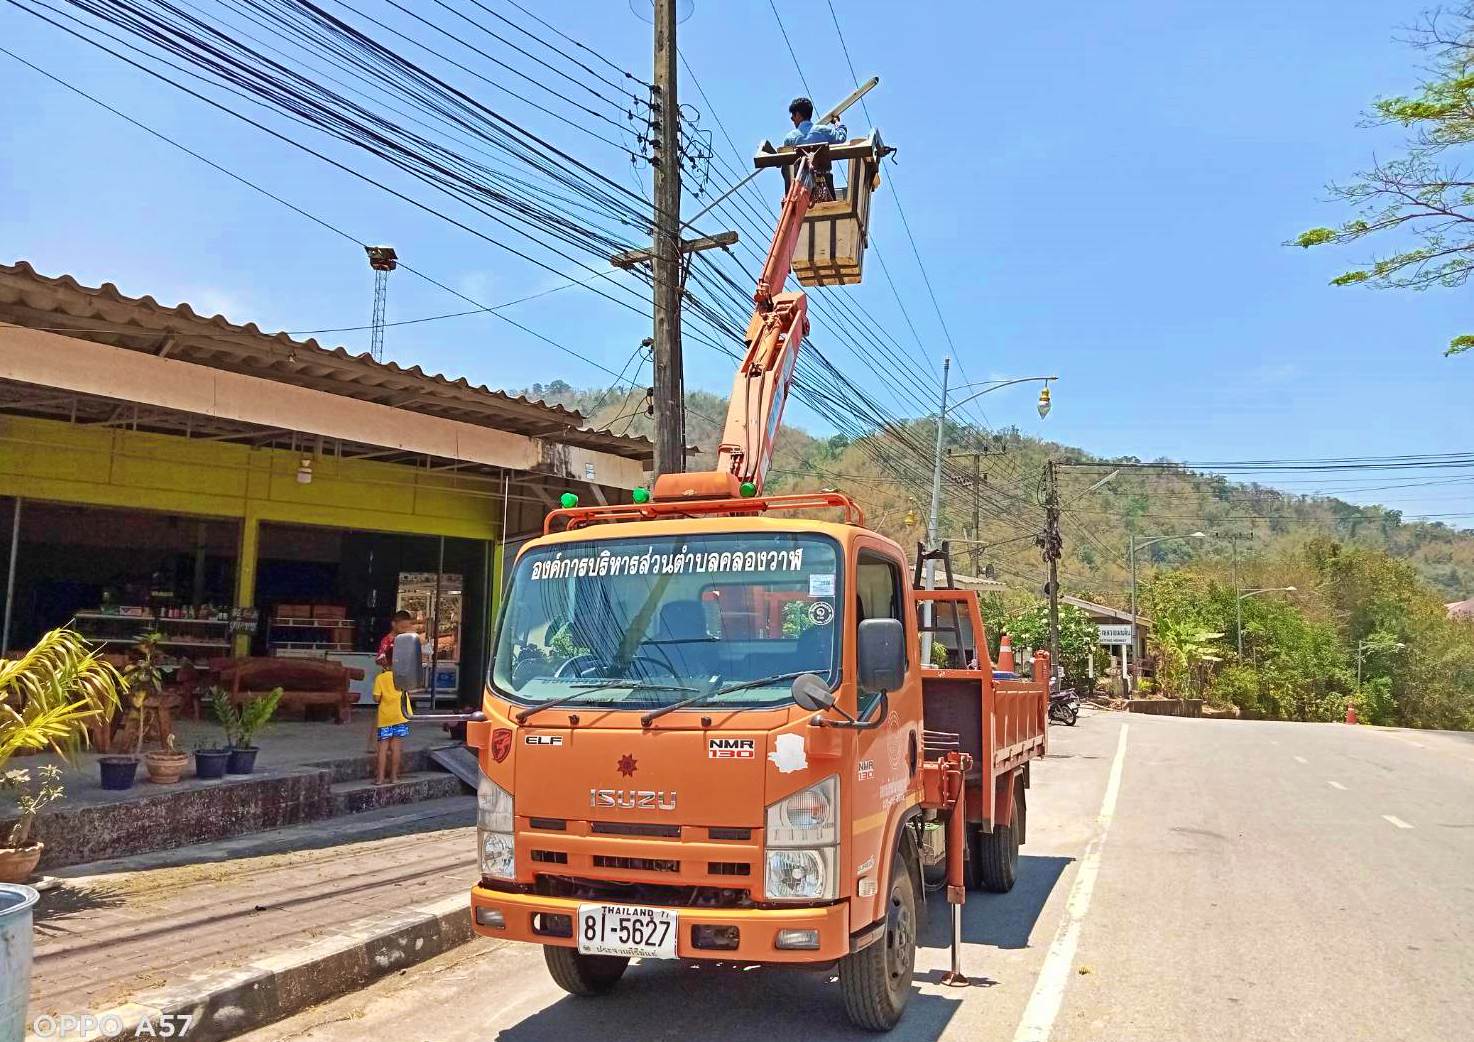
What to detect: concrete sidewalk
<box><xmin>29</xmin><ymin>795</ymin><xmax>481</xmax><ymax>1041</ymax></box>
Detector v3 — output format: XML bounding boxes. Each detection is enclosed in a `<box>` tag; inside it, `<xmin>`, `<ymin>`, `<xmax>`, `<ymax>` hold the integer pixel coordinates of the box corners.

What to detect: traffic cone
<box><xmin>1345</xmin><ymin>704</ymin><xmax>1358</xmax><ymax>725</ymax></box>
<box><xmin>998</xmin><ymin>634</ymin><xmax>1015</xmax><ymax>674</ymax></box>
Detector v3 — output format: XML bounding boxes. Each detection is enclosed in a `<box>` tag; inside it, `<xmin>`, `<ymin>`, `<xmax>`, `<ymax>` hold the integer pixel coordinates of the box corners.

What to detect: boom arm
<box><xmin>652</xmin><ymin>153</ymin><xmax>820</xmax><ymax>502</ymax></box>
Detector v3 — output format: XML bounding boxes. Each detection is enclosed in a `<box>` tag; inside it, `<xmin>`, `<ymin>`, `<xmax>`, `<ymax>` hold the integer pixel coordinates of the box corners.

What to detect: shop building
<box><xmin>0</xmin><ymin>260</ymin><xmax>652</xmax><ymax>706</ymax></box>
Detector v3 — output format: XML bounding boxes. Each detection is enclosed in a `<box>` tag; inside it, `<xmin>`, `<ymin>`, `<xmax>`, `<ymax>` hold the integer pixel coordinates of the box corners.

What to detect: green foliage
<box><xmin>1448</xmin><ymin>334</ymin><xmax>1474</xmax><ymax>356</ymax></box>
<box><xmin>0</xmin><ymin>628</ymin><xmax>121</xmax><ymax>769</ymax></box>
<box><xmin>122</xmin><ymin>631</ymin><xmax>165</xmax><ymax>754</ymax></box>
<box><xmin>210</xmin><ymin>686</ymin><xmax>283</xmax><ymax>748</ymax></box>
<box><xmin>2</xmin><ymin>764</ymin><xmax>63</xmax><ymax>848</ymax></box>
<box><xmin>236</xmin><ymin>688</ymin><xmax>283</xmax><ymax>748</ymax></box>
<box><xmin>1294</xmin><ymin>5</ymin><xmax>1474</xmax><ymax>355</ymax></box>
<box><xmin>999</xmin><ymin>602</ymin><xmax>1101</xmax><ymax>684</ymax></box>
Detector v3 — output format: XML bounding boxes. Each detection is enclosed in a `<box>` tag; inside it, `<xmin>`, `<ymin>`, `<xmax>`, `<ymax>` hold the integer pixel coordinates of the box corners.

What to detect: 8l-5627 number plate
<box><xmin>576</xmin><ymin>903</ymin><xmax>677</xmax><ymax>959</ymax></box>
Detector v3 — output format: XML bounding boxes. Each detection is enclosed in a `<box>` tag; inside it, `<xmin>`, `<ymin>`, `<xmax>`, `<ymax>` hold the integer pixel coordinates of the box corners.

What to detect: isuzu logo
<box><xmin>589</xmin><ymin>788</ymin><xmax>678</xmax><ymax>811</ymax></box>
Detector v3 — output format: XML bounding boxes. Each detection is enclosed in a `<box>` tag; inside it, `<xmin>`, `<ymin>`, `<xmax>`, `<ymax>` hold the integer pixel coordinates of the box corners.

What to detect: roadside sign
<box><xmin>1097</xmin><ymin>624</ymin><xmax>1134</xmax><ymax>645</ymax></box>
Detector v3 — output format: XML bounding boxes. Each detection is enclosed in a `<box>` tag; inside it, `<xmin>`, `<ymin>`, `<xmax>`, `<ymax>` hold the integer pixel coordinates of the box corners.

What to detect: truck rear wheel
<box><xmin>543</xmin><ymin>945</ymin><xmax>629</xmax><ymax>996</ymax></box>
<box><xmin>840</xmin><ymin>853</ymin><xmax>917</xmax><ymax>1031</ymax></box>
<box><xmin>971</xmin><ymin>777</ymin><xmax>1022</xmax><ymax>893</ymax></box>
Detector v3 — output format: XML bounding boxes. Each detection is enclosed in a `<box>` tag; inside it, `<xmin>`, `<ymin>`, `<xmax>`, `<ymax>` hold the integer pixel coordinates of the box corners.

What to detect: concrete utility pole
<box><xmin>1043</xmin><ymin>459</ymin><xmax>1062</xmax><ymax>679</ymax></box>
<box><xmin>650</xmin><ymin>0</ymin><xmax>684</xmax><ymax>478</ymax></box>
<box><xmin>924</xmin><ymin>358</ymin><xmax>951</xmax><ymax>594</ymax></box>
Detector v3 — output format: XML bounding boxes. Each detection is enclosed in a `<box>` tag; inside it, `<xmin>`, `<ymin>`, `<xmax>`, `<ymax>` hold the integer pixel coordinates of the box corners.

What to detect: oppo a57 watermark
<box><xmin>32</xmin><ymin>1012</ymin><xmax>195</xmax><ymax>1038</ymax></box>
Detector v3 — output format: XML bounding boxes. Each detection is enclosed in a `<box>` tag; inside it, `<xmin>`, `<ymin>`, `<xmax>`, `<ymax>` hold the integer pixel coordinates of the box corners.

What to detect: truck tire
<box><xmin>840</xmin><ymin>853</ymin><xmax>918</xmax><ymax>1031</ymax></box>
<box><xmin>543</xmin><ymin>945</ymin><xmax>629</xmax><ymax>996</ymax></box>
<box><xmin>972</xmin><ymin>778</ymin><xmax>1021</xmax><ymax>893</ymax></box>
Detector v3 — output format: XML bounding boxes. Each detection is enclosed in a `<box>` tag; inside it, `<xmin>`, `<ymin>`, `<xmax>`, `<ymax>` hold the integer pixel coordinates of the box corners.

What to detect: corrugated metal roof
<box><xmin>0</xmin><ymin>260</ymin><xmax>653</xmax><ymax>461</ymax></box>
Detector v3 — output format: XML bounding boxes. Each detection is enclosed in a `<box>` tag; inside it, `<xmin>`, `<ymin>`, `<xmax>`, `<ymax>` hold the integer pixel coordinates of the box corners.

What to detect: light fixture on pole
<box><xmin>1235</xmin><ymin>586</ymin><xmax>1295</xmax><ymax>658</ymax></box>
<box><xmin>1128</xmin><ymin>531</ymin><xmax>1207</xmax><ymax>688</ymax></box>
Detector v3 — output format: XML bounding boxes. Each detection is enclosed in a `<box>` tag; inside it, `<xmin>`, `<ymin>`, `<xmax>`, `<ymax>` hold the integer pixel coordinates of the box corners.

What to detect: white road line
<box><xmin>1383</xmin><ymin>815</ymin><xmax>1414</xmax><ymax>829</ymax></box>
<box><xmin>1327</xmin><ymin>781</ymin><xmax>1347</xmax><ymax>791</ymax></box>
<box><xmin>1012</xmin><ymin>723</ymin><xmax>1129</xmax><ymax>1042</ymax></box>
<box><xmin>1294</xmin><ymin>755</ymin><xmax>1308</xmax><ymax>764</ymax></box>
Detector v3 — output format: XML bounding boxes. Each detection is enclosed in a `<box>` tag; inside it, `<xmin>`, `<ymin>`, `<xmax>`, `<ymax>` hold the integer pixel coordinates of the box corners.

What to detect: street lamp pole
<box><xmin>1235</xmin><ymin>587</ymin><xmax>1296</xmax><ymax>659</ymax></box>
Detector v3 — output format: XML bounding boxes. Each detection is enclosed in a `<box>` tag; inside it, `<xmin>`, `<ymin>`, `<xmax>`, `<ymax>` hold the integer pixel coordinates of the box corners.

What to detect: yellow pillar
<box><xmin>233</xmin><ymin>512</ymin><xmax>260</xmax><ymax>656</ymax></box>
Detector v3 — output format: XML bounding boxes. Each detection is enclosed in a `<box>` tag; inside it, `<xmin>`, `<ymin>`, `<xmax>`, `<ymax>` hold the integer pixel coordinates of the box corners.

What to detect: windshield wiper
<box><xmin>640</xmin><ymin>671</ymin><xmax>814</xmax><ymax>726</ymax></box>
<box><xmin>515</xmin><ymin>678</ymin><xmax>701</xmax><ymax>724</ymax></box>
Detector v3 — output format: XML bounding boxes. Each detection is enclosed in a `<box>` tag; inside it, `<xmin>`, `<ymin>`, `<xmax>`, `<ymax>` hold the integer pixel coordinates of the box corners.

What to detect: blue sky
<box><xmin>1</xmin><ymin>0</ymin><xmax>1468</xmax><ymax>524</ymax></box>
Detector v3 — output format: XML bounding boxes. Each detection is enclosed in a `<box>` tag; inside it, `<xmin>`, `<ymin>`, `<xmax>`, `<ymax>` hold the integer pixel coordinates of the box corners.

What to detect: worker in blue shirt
<box><xmin>783</xmin><ymin>97</ymin><xmax>847</xmax><ymax>201</ymax></box>
<box><xmin>783</xmin><ymin>96</ymin><xmax>847</xmax><ymax>147</ymax></box>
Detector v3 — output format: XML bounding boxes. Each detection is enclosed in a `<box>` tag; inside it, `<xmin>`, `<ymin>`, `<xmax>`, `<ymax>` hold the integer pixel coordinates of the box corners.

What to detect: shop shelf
<box><xmin>271</xmin><ymin>618</ymin><xmax>356</xmax><ymax>629</ymax></box>
<box><xmin>156</xmin><ymin>617</ymin><xmax>231</xmax><ymax>625</ymax></box>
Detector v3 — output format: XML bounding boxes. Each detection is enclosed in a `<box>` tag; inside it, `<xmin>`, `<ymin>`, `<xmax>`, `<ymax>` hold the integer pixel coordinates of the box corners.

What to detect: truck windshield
<box><xmin>491</xmin><ymin>532</ymin><xmax>841</xmax><ymax>710</ymax></box>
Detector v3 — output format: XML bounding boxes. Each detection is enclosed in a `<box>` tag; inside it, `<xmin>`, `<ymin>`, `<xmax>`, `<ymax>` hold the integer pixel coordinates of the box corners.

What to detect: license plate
<box><xmin>576</xmin><ymin>903</ymin><xmax>678</xmax><ymax>959</ymax></box>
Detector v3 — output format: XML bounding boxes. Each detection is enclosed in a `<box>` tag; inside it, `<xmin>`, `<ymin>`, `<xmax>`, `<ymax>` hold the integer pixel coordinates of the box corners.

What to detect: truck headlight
<box><xmin>477</xmin><ymin>773</ymin><xmax>515</xmax><ymax>880</ymax></box>
<box><xmin>765</xmin><ymin>847</ymin><xmax>837</xmax><ymax>900</ymax></box>
<box><xmin>764</xmin><ymin>776</ymin><xmax>838</xmax><ymax>900</ymax></box>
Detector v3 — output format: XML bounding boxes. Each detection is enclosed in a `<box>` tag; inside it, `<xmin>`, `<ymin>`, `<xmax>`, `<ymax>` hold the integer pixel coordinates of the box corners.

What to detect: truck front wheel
<box><xmin>543</xmin><ymin>945</ymin><xmax>629</xmax><ymax>996</ymax></box>
<box><xmin>840</xmin><ymin>853</ymin><xmax>917</xmax><ymax>1031</ymax></box>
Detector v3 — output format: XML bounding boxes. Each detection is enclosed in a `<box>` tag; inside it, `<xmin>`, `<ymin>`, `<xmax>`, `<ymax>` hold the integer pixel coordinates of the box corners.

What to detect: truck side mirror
<box><xmin>392</xmin><ymin>631</ymin><xmax>424</xmax><ymax>693</ymax></box>
<box><xmin>857</xmin><ymin>618</ymin><xmax>906</xmax><ymax>694</ymax></box>
<box><xmin>791</xmin><ymin>673</ymin><xmax>836</xmax><ymax>712</ymax></box>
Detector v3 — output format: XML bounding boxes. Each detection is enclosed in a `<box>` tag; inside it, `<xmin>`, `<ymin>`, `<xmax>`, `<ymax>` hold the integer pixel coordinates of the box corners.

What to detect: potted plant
<box><xmin>0</xmin><ymin>627</ymin><xmax>120</xmax><ymax>871</ymax></box>
<box><xmin>193</xmin><ymin>692</ymin><xmax>232</xmax><ymax>780</ymax></box>
<box><xmin>0</xmin><ymin>766</ymin><xmax>63</xmax><ymax>883</ymax></box>
<box><xmin>212</xmin><ymin>685</ymin><xmax>282</xmax><ymax>775</ymax></box>
<box><xmin>99</xmin><ymin>632</ymin><xmax>163</xmax><ymax>791</ymax></box>
<box><xmin>0</xmin><ymin>629</ymin><xmax>118</xmax><ymax>1042</ymax></box>
<box><xmin>144</xmin><ymin>734</ymin><xmax>188</xmax><ymax>784</ymax></box>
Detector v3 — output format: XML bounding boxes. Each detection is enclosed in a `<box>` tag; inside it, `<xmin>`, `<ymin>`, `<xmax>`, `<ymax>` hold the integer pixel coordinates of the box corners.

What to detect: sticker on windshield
<box><xmin>808</xmin><ymin>573</ymin><xmax>836</xmax><ymax>597</ymax></box>
<box><xmin>530</xmin><ymin>547</ymin><xmax>807</xmax><ymax>581</ymax></box>
<box><xmin>808</xmin><ymin>601</ymin><xmax>835</xmax><ymax>626</ymax></box>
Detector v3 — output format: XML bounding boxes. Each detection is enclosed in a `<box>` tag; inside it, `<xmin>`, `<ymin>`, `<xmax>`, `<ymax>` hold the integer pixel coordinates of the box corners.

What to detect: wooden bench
<box><xmin>214</xmin><ymin>657</ymin><xmax>364</xmax><ymax>724</ymax></box>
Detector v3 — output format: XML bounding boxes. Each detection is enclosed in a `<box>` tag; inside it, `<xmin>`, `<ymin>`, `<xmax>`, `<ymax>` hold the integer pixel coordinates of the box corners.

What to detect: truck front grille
<box><xmin>592</xmin><ymin>854</ymin><xmax>680</xmax><ymax>873</ymax></box>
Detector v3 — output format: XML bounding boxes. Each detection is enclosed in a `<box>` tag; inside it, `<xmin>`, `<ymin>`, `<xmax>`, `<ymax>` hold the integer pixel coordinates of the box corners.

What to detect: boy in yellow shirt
<box><xmin>373</xmin><ymin>653</ymin><xmax>413</xmax><ymax>785</ymax></box>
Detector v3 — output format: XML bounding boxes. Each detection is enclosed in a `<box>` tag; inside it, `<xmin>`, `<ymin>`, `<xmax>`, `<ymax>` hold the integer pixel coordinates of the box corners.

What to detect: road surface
<box><xmin>243</xmin><ymin>713</ymin><xmax>1474</xmax><ymax>1042</ymax></box>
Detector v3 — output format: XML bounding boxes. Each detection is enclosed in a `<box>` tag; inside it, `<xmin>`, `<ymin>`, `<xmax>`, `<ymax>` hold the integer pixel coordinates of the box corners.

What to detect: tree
<box><xmin>998</xmin><ymin>602</ymin><xmax>1101</xmax><ymax>686</ymax></box>
<box><xmin>0</xmin><ymin>628</ymin><xmax>121</xmax><ymax>765</ymax></box>
<box><xmin>1294</xmin><ymin>5</ymin><xmax>1474</xmax><ymax>356</ymax></box>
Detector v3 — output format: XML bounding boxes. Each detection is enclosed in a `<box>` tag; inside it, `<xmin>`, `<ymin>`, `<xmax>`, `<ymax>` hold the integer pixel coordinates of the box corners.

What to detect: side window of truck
<box><xmin>855</xmin><ymin>551</ymin><xmax>907</xmax><ymax>711</ymax></box>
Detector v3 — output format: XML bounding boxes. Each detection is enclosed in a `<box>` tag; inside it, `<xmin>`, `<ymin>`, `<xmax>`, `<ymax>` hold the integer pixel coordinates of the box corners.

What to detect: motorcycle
<box><xmin>1048</xmin><ymin>686</ymin><xmax>1080</xmax><ymax>727</ymax></box>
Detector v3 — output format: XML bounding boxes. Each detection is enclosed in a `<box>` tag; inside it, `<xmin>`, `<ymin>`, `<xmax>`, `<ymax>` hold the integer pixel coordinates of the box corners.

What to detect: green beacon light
<box><xmin>632</xmin><ymin>486</ymin><xmax>651</xmax><ymax>504</ymax></box>
<box><xmin>559</xmin><ymin>492</ymin><xmax>579</xmax><ymax>509</ymax></box>
<box><xmin>739</xmin><ymin>481</ymin><xmax>758</xmax><ymax>498</ymax></box>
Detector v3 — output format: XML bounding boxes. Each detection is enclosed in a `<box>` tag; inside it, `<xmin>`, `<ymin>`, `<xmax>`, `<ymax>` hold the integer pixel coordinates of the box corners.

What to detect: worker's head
<box><xmin>391</xmin><ymin>609</ymin><xmax>415</xmax><ymax>634</ymax></box>
<box><xmin>788</xmin><ymin>96</ymin><xmax>813</xmax><ymax>126</ymax></box>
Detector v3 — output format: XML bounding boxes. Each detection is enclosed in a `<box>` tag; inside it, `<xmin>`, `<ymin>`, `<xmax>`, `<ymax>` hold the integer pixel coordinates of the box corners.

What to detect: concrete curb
<box><xmin>58</xmin><ymin>894</ymin><xmax>477</xmax><ymax>1042</ymax></box>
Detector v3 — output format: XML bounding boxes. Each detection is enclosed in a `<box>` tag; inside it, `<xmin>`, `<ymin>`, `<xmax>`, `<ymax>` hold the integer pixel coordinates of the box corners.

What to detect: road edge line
<box><xmin>1011</xmin><ymin>722</ymin><xmax>1129</xmax><ymax>1042</ymax></box>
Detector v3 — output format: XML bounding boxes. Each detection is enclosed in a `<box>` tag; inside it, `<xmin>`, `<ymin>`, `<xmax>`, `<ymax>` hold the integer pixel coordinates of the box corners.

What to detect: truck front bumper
<box><xmin>470</xmin><ymin>885</ymin><xmax>853</xmax><ymax>963</ymax></box>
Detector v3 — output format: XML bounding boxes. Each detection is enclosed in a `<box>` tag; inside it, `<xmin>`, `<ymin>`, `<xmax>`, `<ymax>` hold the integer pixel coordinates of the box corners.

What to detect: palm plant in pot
<box><xmin>0</xmin><ymin>627</ymin><xmax>122</xmax><ymax>879</ymax></box>
<box><xmin>193</xmin><ymin>688</ymin><xmax>232</xmax><ymax>780</ymax></box>
<box><xmin>211</xmin><ymin>686</ymin><xmax>282</xmax><ymax>774</ymax></box>
<box><xmin>99</xmin><ymin>632</ymin><xmax>164</xmax><ymax>790</ymax></box>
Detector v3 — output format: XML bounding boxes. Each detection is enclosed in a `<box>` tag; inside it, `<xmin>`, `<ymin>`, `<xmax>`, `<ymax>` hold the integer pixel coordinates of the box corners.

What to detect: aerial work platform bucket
<box><xmin>754</xmin><ymin>129</ymin><xmax>890</xmax><ymax>288</ymax></box>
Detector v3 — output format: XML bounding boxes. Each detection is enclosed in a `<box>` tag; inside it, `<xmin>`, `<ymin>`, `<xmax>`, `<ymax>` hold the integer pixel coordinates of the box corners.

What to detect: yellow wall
<box><xmin>0</xmin><ymin>415</ymin><xmax>505</xmax><ymax>644</ymax></box>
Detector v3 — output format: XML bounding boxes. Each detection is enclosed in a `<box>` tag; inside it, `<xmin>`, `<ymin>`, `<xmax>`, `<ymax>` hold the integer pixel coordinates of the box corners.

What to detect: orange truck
<box><xmin>451</xmin><ymin>102</ymin><xmax>1050</xmax><ymax>1030</ymax></box>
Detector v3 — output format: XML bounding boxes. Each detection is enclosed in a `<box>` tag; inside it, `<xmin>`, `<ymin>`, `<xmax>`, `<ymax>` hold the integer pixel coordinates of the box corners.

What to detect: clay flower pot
<box><xmin>145</xmin><ymin>749</ymin><xmax>190</xmax><ymax>784</ymax></box>
<box><xmin>0</xmin><ymin>843</ymin><xmax>43</xmax><ymax>884</ymax></box>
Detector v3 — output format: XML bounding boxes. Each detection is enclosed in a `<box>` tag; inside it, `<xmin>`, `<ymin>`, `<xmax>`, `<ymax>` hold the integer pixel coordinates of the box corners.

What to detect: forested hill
<box><xmin>519</xmin><ymin>381</ymin><xmax>1474</xmax><ymax>605</ymax></box>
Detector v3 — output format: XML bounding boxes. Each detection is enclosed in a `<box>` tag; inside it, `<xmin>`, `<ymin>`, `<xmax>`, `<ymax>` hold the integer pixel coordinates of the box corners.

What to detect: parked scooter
<box><xmin>1048</xmin><ymin>685</ymin><xmax>1080</xmax><ymax>726</ymax></box>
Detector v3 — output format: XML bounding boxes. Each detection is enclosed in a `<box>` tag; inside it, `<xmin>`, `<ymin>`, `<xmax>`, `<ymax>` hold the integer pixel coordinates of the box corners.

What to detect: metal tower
<box><xmin>365</xmin><ymin>245</ymin><xmax>398</xmax><ymax>362</ymax></box>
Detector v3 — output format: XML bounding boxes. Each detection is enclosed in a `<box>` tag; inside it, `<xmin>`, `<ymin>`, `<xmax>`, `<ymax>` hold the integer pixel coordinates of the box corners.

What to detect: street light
<box><xmin>1235</xmin><ymin>586</ymin><xmax>1296</xmax><ymax>658</ymax></box>
<box><xmin>924</xmin><ymin>360</ymin><xmax>1058</xmax><ymax>592</ymax></box>
<box><xmin>1128</xmin><ymin>531</ymin><xmax>1207</xmax><ymax>687</ymax></box>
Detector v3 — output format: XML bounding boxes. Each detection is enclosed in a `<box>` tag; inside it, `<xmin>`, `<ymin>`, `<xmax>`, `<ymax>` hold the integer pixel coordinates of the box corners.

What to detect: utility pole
<box><xmin>1042</xmin><ymin>459</ymin><xmax>1062</xmax><ymax>681</ymax></box>
<box><xmin>650</xmin><ymin>0</ymin><xmax>684</xmax><ymax>478</ymax></box>
<box><xmin>948</xmin><ymin>450</ymin><xmax>989</xmax><ymax>574</ymax></box>
<box><xmin>924</xmin><ymin>357</ymin><xmax>951</xmax><ymax>592</ymax></box>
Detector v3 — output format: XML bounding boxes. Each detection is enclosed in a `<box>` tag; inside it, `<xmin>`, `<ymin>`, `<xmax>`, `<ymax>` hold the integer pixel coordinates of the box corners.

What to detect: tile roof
<box><xmin>0</xmin><ymin>260</ymin><xmax>653</xmax><ymax>461</ymax></box>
